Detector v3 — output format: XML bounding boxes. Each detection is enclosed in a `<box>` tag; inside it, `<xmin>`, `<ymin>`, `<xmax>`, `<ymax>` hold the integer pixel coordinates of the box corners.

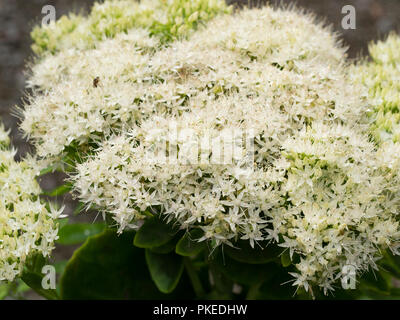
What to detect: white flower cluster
<box><xmin>23</xmin><ymin>0</ymin><xmax>230</xmax><ymax>160</ymax></box>
<box><xmin>350</xmin><ymin>33</ymin><xmax>400</xmax><ymax>221</ymax></box>
<box><xmin>351</xmin><ymin>33</ymin><xmax>400</xmax><ymax>143</ymax></box>
<box><xmin>0</xmin><ymin>124</ymin><xmax>62</xmax><ymax>282</ymax></box>
<box><xmin>20</xmin><ymin>1</ymin><xmax>400</xmax><ymax>293</ymax></box>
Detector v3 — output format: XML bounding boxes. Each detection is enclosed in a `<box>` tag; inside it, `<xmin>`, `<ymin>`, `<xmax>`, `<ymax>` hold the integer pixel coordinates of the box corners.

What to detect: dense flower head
<box><xmin>350</xmin><ymin>33</ymin><xmax>400</xmax><ymax>244</ymax></box>
<box><xmin>30</xmin><ymin>0</ymin><xmax>230</xmax><ymax>55</ymax></box>
<box><xmin>350</xmin><ymin>33</ymin><xmax>400</xmax><ymax>144</ymax></box>
<box><xmin>20</xmin><ymin>1</ymin><xmax>400</xmax><ymax>294</ymax></box>
<box><xmin>0</xmin><ymin>124</ymin><xmax>62</xmax><ymax>282</ymax></box>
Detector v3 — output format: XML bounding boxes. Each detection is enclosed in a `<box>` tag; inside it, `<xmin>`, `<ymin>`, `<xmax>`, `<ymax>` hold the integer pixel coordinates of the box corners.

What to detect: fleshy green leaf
<box><xmin>359</xmin><ymin>269</ymin><xmax>390</xmax><ymax>295</ymax></box>
<box><xmin>39</xmin><ymin>163</ymin><xmax>63</xmax><ymax>176</ymax></box>
<box><xmin>58</xmin><ymin>218</ymin><xmax>69</xmax><ymax>230</ymax></box>
<box><xmin>245</xmin><ymin>264</ymin><xmax>294</xmax><ymax>300</ymax></box>
<box><xmin>176</xmin><ymin>229</ymin><xmax>206</xmax><ymax>257</ymax></box>
<box><xmin>57</xmin><ymin>222</ymin><xmax>106</xmax><ymax>245</ymax></box>
<box><xmin>380</xmin><ymin>250</ymin><xmax>400</xmax><ymax>279</ymax></box>
<box><xmin>42</xmin><ymin>183</ymin><xmax>73</xmax><ymax>197</ymax></box>
<box><xmin>208</xmin><ymin>262</ymin><xmax>234</xmax><ymax>298</ymax></box>
<box><xmin>21</xmin><ymin>272</ymin><xmax>59</xmax><ymax>300</ymax></box>
<box><xmin>16</xmin><ymin>279</ymin><xmax>31</xmax><ymax>294</ymax></box>
<box><xmin>212</xmin><ymin>250</ymin><xmax>275</xmax><ymax>286</ymax></box>
<box><xmin>60</xmin><ymin>229</ymin><xmax>193</xmax><ymax>299</ymax></box>
<box><xmin>54</xmin><ymin>260</ymin><xmax>68</xmax><ymax>275</ymax></box>
<box><xmin>22</xmin><ymin>254</ymin><xmax>59</xmax><ymax>300</ymax></box>
<box><xmin>134</xmin><ymin>216</ymin><xmax>178</xmax><ymax>248</ymax></box>
<box><xmin>39</xmin><ymin>166</ymin><xmax>55</xmax><ymax>176</ymax></box>
<box><xmin>149</xmin><ymin>237</ymin><xmax>179</xmax><ymax>254</ymax></box>
<box><xmin>145</xmin><ymin>250</ymin><xmax>184</xmax><ymax>294</ymax></box>
<box><xmin>225</xmin><ymin>241</ymin><xmax>281</xmax><ymax>264</ymax></box>
<box><xmin>0</xmin><ymin>284</ymin><xmax>9</xmax><ymax>300</ymax></box>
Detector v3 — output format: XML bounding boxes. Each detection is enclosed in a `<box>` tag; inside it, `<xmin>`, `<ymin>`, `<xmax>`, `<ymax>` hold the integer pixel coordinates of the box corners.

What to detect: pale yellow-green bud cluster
<box><xmin>31</xmin><ymin>0</ymin><xmax>231</xmax><ymax>55</ymax></box>
<box><xmin>0</xmin><ymin>124</ymin><xmax>62</xmax><ymax>282</ymax></box>
<box><xmin>351</xmin><ymin>33</ymin><xmax>400</xmax><ymax>144</ymax></box>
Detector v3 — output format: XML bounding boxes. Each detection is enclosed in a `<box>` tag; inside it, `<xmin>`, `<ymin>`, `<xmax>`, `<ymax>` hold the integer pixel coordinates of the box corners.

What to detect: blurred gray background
<box><xmin>0</xmin><ymin>0</ymin><xmax>399</xmax><ymax>281</ymax></box>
